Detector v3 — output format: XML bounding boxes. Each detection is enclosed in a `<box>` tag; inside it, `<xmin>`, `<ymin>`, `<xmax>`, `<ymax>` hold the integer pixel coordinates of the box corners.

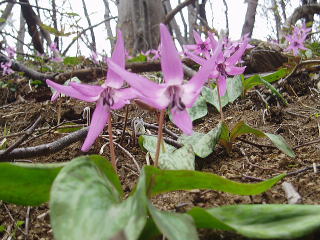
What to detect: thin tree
<box><xmin>241</xmin><ymin>0</ymin><xmax>259</xmax><ymax>37</ymax></box>
<box><xmin>81</xmin><ymin>0</ymin><xmax>97</xmax><ymax>52</ymax></box>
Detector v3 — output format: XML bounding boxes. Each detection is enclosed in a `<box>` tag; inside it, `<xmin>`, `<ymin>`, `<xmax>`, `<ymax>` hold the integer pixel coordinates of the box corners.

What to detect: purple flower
<box><xmin>184</xmin><ymin>30</ymin><xmax>214</xmax><ymax>59</ymax></box>
<box><xmin>5</xmin><ymin>46</ymin><xmax>15</xmax><ymax>59</ymax></box>
<box><xmin>285</xmin><ymin>24</ymin><xmax>311</xmax><ymax>56</ymax></box>
<box><xmin>47</xmin><ymin>31</ymin><xmax>137</xmax><ymax>151</ymax></box>
<box><xmin>187</xmin><ymin>38</ymin><xmax>248</xmax><ymax>96</ymax></box>
<box><xmin>1</xmin><ymin>60</ymin><xmax>14</xmax><ymax>75</ymax></box>
<box><xmin>144</xmin><ymin>46</ymin><xmax>161</xmax><ymax>61</ymax></box>
<box><xmin>50</xmin><ymin>42</ymin><xmax>58</xmax><ymax>52</ymax></box>
<box><xmin>90</xmin><ymin>51</ymin><xmax>99</xmax><ymax>64</ymax></box>
<box><xmin>108</xmin><ymin>24</ymin><xmax>217</xmax><ymax>135</ymax></box>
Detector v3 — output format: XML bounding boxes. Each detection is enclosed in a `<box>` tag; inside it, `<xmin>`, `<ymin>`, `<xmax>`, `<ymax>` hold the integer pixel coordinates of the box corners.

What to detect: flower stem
<box><xmin>216</xmin><ymin>82</ymin><xmax>224</xmax><ymax>122</ymax></box>
<box><xmin>154</xmin><ymin>109</ymin><xmax>165</xmax><ymax>167</ymax></box>
<box><xmin>119</xmin><ymin>105</ymin><xmax>129</xmax><ymax>145</ymax></box>
<box><xmin>108</xmin><ymin>114</ymin><xmax>117</xmax><ymax>171</ymax></box>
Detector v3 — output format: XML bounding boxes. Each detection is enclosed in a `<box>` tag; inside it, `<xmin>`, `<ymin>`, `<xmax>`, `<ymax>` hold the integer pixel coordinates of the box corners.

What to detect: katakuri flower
<box><xmin>184</xmin><ymin>30</ymin><xmax>214</xmax><ymax>59</ymax></box>
<box><xmin>108</xmin><ymin>24</ymin><xmax>218</xmax><ymax>135</ymax></box>
<box><xmin>187</xmin><ymin>37</ymin><xmax>248</xmax><ymax>96</ymax></box>
<box><xmin>285</xmin><ymin>24</ymin><xmax>311</xmax><ymax>56</ymax></box>
<box><xmin>47</xmin><ymin>31</ymin><xmax>137</xmax><ymax>151</ymax></box>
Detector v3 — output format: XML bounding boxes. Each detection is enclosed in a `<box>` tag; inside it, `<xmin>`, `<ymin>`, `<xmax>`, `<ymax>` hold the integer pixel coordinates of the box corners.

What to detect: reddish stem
<box><xmin>108</xmin><ymin>114</ymin><xmax>117</xmax><ymax>171</ymax></box>
<box><xmin>216</xmin><ymin>82</ymin><xmax>224</xmax><ymax>122</ymax></box>
<box><xmin>154</xmin><ymin>109</ymin><xmax>165</xmax><ymax>167</ymax></box>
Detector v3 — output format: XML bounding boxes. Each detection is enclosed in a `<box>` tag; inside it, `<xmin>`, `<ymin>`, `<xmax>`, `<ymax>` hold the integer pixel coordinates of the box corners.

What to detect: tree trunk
<box><xmin>117</xmin><ymin>0</ymin><xmax>165</xmax><ymax>55</ymax></box>
<box><xmin>102</xmin><ymin>0</ymin><xmax>115</xmax><ymax>49</ymax></box>
<box><xmin>188</xmin><ymin>2</ymin><xmax>197</xmax><ymax>42</ymax></box>
<box><xmin>16</xmin><ymin>10</ymin><xmax>26</xmax><ymax>56</ymax></box>
<box><xmin>241</xmin><ymin>0</ymin><xmax>258</xmax><ymax>37</ymax></box>
<box><xmin>272</xmin><ymin>0</ymin><xmax>282</xmax><ymax>41</ymax></box>
<box><xmin>0</xmin><ymin>0</ymin><xmax>14</xmax><ymax>31</ymax></box>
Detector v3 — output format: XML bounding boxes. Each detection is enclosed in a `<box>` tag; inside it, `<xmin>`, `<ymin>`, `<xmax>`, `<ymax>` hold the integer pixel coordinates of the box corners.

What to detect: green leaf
<box><xmin>190</xmin><ymin>204</ymin><xmax>320</xmax><ymax>239</ymax></box>
<box><xmin>127</xmin><ymin>54</ymin><xmax>147</xmax><ymax>63</ymax></box>
<box><xmin>187</xmin><ymin>96</ymin><xmax>208</xmax><ymax>121</ymax></box>
<box><xmin>178</xmin><ymin>123</ymin><xmax>222</xmax><ymax>158</ymax></box>
<box><xmin>65</xmin><ymin>12</ymin><xmax>80</xmax><ymax>17</ymax></box>
<box><xmin>258</xmin><ymin>76</ymin><xmax>288</xmax><ymax>105</ymax></box>
<box><xmin>243</xmin><ymin>69</ymin><xmax>288</xmax><ymax>91</ymax></box>
<box><xmin>265</xmin><ymin>133</ymin><xmax>296</xmax><ymax>158</ymax></box>
<box><xmin>40</xmin><ymin>23</ymin><xmax>72</xmax><ymax>36</ymax></box>
<box><xmin>50</xmin><ymin>155</ymin><xmax>146</xmax><ymax>240</ymax></box>
<box><xmin>0</xmin><ymin>18</ymin><xmax>6</xmax><ymax>23</ymax></box>
<box><xmin>148</xmin><ymin>202</ymin><xmax>198</xmax><ymax>240</ymax></box>
<box><xmin>0</xmin><ymin>225</ymin><xmax>6</xmax><ymax>232</ymax></box>
<box><xmin>143</xmin><ymin>166</ymin><xmax>285</xmax><ymax>197</ymax></box>
<box><xmin>202</xmin><ymin>76</ymin><xmax>243</xmax><ymax>112</ymax></box>
<box><xmin>139</xmin><ymin>135</ymin><xmax>194</xmax><ymax>170</ymax></box>
<box><xmin>55</xmin><ymin>123</ymin><xmax>83</xmax><ymax>133</ymax></box>
<box><xmin>0</xmin><ymin>162</ymin><xmax>65</xmax><ymax>206</ymax></box>
<box><xmin>226</xmin><ymin>75</ymin><xmax>244</xmax><ymax>102</ymax></box>
<box><xmin>63</xmin><ymin>56</ymin><xmax>83</xmax><ymax>66</ymax></box>
<box><xmin>230</xmin><ymin>121</ymin><xmax>265</xmax><ymax>142</ymax></box>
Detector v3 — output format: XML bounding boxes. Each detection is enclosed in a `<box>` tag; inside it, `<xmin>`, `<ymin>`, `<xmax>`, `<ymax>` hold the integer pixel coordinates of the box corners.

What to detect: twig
<box><xmin>113</xmin><ymin>141</ymin><xmax>140</xmax><ymax>173</ymax></box>
<box><xmin>0</xmin><ymin>116</ymin><xmax>42</xmax><ymax>157</ymax></box>
<box><xmin>163</xmin><ymin>0</ymin><xmax>196</xmax><ymax>25</ymax></box>
<box><xmin>293</xmin><ymin>138</ymin><xmax>320</xmax><ymax>150</ymax></box>
<box><xmin>143</xmin><ymin>122</ymin><xmax>179</xmax><ymax>140</ymax></box>
<box><xmin>237</xmin><ymin>137</ymin><xmax>276</xmax><ymax>150</ymax></box>
<box><xmin>3</xmin><ymin>204</ymin><xmax>26</xmax><ymax>235</ymax></box>
<box><xmin>24</xmin><ymin>207</ymin><xmax>31</xmax><ymax>240</ymax></box>
<box><xmin>0</xmin><ymin>127</ymin><xmax>89</xmax><ymax>161</ymax></box>
<box><xmin>240</xmin><ymin>148</ymin><xmax>273</xmax><ymax>170</ymax></box>
<box><xmin>119</xmin><ymin>105</ymin><xmax>129</xmax><ymax>145</ymax></box>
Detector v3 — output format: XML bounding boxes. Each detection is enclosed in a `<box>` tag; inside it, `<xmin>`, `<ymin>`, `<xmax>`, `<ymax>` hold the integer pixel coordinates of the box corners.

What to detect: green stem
<box><xmin>154</xmin><ymin>110</ymin><xmax>165</xmax><ymax>167</ymax></box>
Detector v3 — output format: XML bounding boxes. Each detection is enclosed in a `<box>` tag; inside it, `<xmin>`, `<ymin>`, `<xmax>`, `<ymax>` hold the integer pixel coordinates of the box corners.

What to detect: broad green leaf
<box><xmin>50</xmin><ymin>155</ymin><xmax>146</xmax><ymax>240</ymax></box>
<box><xmin>139</xmin><ymin>135</ymin><xmax>194</xmax><ymax>170</ymax></box>
<box><xmin>143</xmin><ymin>166</ymin><xmax>285</xmax><ymax>196</ymax></box>
<box><xmin>178</xmin><ymin>123</ymin><xmax>222</xmax><ymax>158</ymax></box>
<box><xmin>138</xmin><ymin>135</ymin><xmax>176</xmax><ymax>154</ymax></box>
<box><xmin>202</xmin><ymin>86</ymin><xmax>228</xmax><ymax>111</ymax></box>
<box><xmin>0</xmin><ymin>18</ymin><xmax>6</xmax><ymax>23</ymax></box>
<box><xmin>226</xmin><ymin>75</ymin><xmax>243</xmax><ymax>102</ymax></box>
<box><xmin>187</xmin><ymin>96</ymin><xmax>208</xmax><ymax>121</ymax></box>
<box><xmin>148</xmin><ymin>202</ymin><xmax>198</xmax><ymax>240</ymax></box>
<box><xmin>265</xmin><ymin>133</ymin><xmax>295</xmax><ymax>158</ymax></box>
<box><xmin>0</xmin><ymin>162</ymin><xmax>65</xmax><ymax>206</ymax></box>
<box><xmin>63</xmin><ymin>56</ymin><xmax>83</xmax><ymax>65</ymax></box>
<box><xmin>230</xmin><ymin>121</ymin><xmax>265</xmax><ymax>142</ymax></box>
<box><xmin>219</xmin><ymin>122</ymin><xmax>232</xmax><ymax>153</ymax></box>
<box><xmin>55</xmin><ymin>123</ymin><xmax>83</xmax><ymax>133</ymax></box>
<box><xmin>190</xmin><ymin>204</ymin><xmax>320</xmax><ymax>239</ymax></box>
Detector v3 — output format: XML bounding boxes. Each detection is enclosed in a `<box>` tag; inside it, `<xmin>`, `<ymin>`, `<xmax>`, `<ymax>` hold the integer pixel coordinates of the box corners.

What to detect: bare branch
<box><xmin>163</xmin><ymin>0</ymin><xmax>195</xmax><ymax>25</ymax></box>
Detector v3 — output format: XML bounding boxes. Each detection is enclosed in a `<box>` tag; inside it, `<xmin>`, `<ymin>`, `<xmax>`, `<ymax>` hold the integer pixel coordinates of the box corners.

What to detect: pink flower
<box><xmin>1</xmin><ymin>60</ymin><xmax>14</xmax><ymax>75</ymax></box>
<box><xmin>47</xmin><ymin>31</ymin><xmax>137</xmax><ymax>151</ymax></box>
<box><xmin>108</xmin><ymin>24</ymin><xmax>217</xmax><ymax>135</ymax></box>
<box><xmin>5</xmin><ymin>46</ymin><xmax>15</xmax><ymax>59</ymax></box>
<box><xmin>285</xmin><ymin>24</ymin><xmax>311</xmax><ymax>56</ymax></box>
<box><xmin>187</xmin><ymin>38</ymin><xmax>248</xmax><ymax>96</ymax></box>
<box><xmin>184</xmin><ymin>30</ymin><xmax>214</xmax><ymax>59</ymax></box>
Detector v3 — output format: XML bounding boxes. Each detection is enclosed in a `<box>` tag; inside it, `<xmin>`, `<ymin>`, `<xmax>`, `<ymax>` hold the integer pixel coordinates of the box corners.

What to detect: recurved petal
<box><xmin>226</xmin><ymin>40</ymin><xmax>248</xmax><ymax>66</ymax></box>
<box><xmin>171</xmin><ymin>108</ymin><xmax>193</xmax><ymax>135</ymax></box>
<box><xmin>106</xmin><ymin>30</ymin><xmax>126</xmax><ymax>88</ymax></box>
<box><xmin>111</xmin><ymin>87</ymin><xmax>138</xmax><ymax>110</ymax></box>
<box><xmin>217</xmin><ymin>76</ymin><xmax>227</xmax><ymax>96</ymax></box>
<box><xmin>69</xmin><ymin>82</ymin><xmax>103</xmax><ymax>97</ymax></box>
<box><xmin>193</xmin><ymin>30</ymin><xmax>202</xmax><ymax>44</ymax></box>
<box><xmin>160</xmin><ymin>23</ymin><xmax>183</xmax><ymax>84</ymax></box>
<box><xmin>107</xmin><ymin>59</ymin><xmax>167</xmax><ymax>98</ymax></box>
<box><xmin>46</xmin><ymin>79</ymin><xmax>97</xmax><ymax>102</ymax></box>
<box><xmin>81</xmin><ymin>100</ymin><xmax>109</xmax><ymax>152</ymax></box>
<box><xmin>226</xmin><ymin>65</ymin><xmax>246</xmax><ymax>76</ymax></box>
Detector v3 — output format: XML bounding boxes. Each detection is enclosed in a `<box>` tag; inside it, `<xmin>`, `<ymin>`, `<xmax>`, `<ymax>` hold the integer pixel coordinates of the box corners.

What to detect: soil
<box><xmin>0</xmin><ymin>68</ymin><xmax>320</xmax><ymax>240</ymax></box>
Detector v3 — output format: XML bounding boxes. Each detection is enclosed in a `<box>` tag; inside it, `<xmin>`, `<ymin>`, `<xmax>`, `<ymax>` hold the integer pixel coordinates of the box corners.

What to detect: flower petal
<box><xmin>69</xmin><ymin>82</ymin><xmax>103</xmax><ymax>97</ymax></box>
<box><xmin>226</xmin><ymin>65</ymin><xmax>246</xmax><ymax>76</ymax></box>
<box><xmin>111</xmin><ymin>87</ymin><xmax>138</xmax><ymax>110</ymax></box>
<box><xmin>226</xmin><ymin>40</ymin><xmax>248</xmax><ymax>66</ymax></box>
<box><xmin>217</xmin><ymin>76</ymin><xmax>227</xmax><ymax>96</ymax></box>
<box><xmin>160</xmin><ymin>23</ymin><xmax>183</xmax><ymax>84</ymax></box>
<box><xmin>171</xmin><ymin>108</ymin><xmax>193</xmax><ymax>135</ymax></box>
<box><xmin>106</xmin><ymin>30</ymin><xmax>126</xmax><ymax>88</ymax></box>
<box><xmin>193</xmin><ymin>30</ymin><xmax>202</xmax><ymax>44</ymax></box>
<box><xmin>81</xmin><ymin>99</ymin><xmax>109</xmax><ymax>151</ymax></box>
<box><xmin>107</xmin><ymin>59</ymin><xmax>167</xmax><ymax>98</ymax></box>
<box><xmin>46</xmin><ymin>79</ymin><xmax>97</xmax><ymax>102</ymax></box>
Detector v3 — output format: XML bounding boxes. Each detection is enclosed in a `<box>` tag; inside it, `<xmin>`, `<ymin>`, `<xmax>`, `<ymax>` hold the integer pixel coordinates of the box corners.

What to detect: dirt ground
<box><xmin>0</xmin><ymin>68</ymin><xmax>320</xmax><ymax>239</ymax></box>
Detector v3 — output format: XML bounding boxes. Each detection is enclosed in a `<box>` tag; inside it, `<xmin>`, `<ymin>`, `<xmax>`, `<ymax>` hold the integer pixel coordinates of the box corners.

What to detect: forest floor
<box><xmin>0</xmin><ymin>64</ymin><xmax>320</xmax><ymax>239</ymax></box>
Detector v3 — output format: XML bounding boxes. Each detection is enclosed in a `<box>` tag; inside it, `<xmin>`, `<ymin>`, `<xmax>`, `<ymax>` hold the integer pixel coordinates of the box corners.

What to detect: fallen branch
<box><xmin>0</xmin><ymin>127</ymin><xmax>88</xmax><ymax>161</ymax></box>
<box><xmin>0</xmin><ymin>115</ymin><xmax>42</xmax><ymax>157</ymax></box>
